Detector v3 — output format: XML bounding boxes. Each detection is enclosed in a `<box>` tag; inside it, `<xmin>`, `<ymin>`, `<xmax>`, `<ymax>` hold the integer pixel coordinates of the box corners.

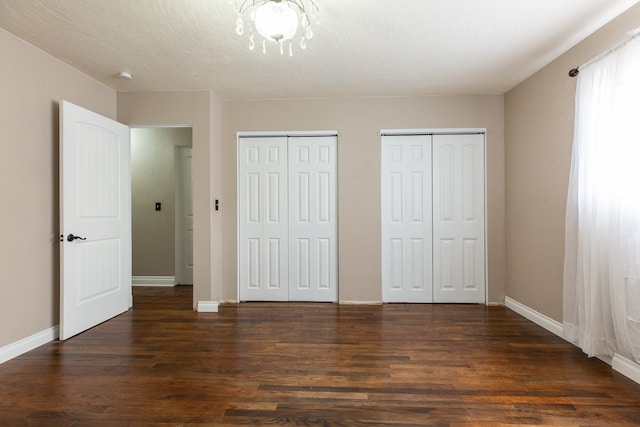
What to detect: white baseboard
<box><xmin>504</xmin><ymin>296</ymin><xmax>564</xmax><ymax>337</ymax></box>
<box><xmin>613</xmin><ymin>353</ymin><xmax>640</xmax><ymax>384</ymax></box>
<box><xmin>132</xmin><ymin>276</ymin><xmax>175</xmax><ymax>287</ymax></box>
<box><xmin>197</xmin><ymin>301</ymin><xmax>219</xmax><ymax>313</ymax></box>
<box><xmin>505</xmin><ymin>296</ymin><xmax>640</xmax><ymax>385</ymax></box>
<box><xmin>0</xmin><ymin>325</ymin><xmax>59</xmax><ymax>365</ymax></box>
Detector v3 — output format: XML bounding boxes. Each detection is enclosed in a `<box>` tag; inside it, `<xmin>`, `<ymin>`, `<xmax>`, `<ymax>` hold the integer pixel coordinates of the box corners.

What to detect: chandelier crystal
<box><xmin>229</xmin><ymin>0</ymin><xmax>319</xmax><ymax>56</ymax></box>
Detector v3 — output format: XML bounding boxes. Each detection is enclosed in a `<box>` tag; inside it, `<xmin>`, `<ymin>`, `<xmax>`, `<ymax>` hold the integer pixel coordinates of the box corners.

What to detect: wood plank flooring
<box><xmin>1</xmin><ymin>286</ymin><xmax>640</xmax><ymax>426</ymax></box>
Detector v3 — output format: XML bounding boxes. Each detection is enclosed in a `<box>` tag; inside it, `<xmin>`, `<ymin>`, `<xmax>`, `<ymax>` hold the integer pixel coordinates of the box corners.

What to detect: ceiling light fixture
<box><xmin>229</xmin><ymin>0</ymin><xmax>319</xmax><ymax>56</ymax></box>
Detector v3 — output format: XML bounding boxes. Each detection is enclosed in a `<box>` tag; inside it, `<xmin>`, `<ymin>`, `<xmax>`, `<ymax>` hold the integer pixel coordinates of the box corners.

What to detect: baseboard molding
<box><xmin>505</xmin><ymin>296</ymin><xmax>640</xmax><ymax>385</ymax></box>
<box><xmin>0</xmin><ymin>325</ymin><xmax>59</xmax><ymax>365</ymax></box>
<box><xmin>132</xmin><ymin>276</ymin><xmax>175</xmax><ymax>287</ymax></box>
<box><xmin>613</xmin><ymin>353</ymin><xmax>640</xmax><ymax>384</ymax></box>
<box><xmin>197</xmin><ymin>301</ymin><xmax>219</xmax><ymax>313</ymax></box>
<box><xmin>504</xmin><ymin>296</ymin><xmax>564</xmax><ymax>338</ymax></box>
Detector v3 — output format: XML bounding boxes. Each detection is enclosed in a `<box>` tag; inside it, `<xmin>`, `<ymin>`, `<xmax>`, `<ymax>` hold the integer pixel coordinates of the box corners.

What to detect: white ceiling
<box><xmin>0</xmin><ymin>0</ymin><xmax>638</xmax><ymax>100</ymax></box>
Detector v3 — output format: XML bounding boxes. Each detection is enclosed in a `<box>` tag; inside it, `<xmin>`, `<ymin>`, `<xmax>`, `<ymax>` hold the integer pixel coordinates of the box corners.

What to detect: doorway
<box><xmin>130</xmin><ymin>127</ymin><xmax>193</xmax><ymax>288</ymax></box>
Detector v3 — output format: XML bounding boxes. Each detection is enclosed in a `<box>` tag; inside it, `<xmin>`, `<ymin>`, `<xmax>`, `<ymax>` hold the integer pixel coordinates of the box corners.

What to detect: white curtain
<box><xmin>563</xmin><ymin>34</ymin><xmax>640</xmax><ymax>362</ymax></box>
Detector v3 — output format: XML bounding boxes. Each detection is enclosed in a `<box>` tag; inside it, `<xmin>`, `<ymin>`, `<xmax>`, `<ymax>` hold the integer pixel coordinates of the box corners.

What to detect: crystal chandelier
<box><xmin>229</xmin><ymin>0</ymin><xmax>319</xmax><ymax>56</ymax></box>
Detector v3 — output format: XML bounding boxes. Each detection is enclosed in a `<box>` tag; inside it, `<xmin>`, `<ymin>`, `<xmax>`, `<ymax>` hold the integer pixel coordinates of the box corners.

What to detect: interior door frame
<box><xmin>380</xmin><ymin>128</ymin><xmax>489</xmax><ymax>304</ymax></box>
<box><xmin>236</xmin><ymin>130</ymin><xmax>339</xmax><ymax>302</ymax></box>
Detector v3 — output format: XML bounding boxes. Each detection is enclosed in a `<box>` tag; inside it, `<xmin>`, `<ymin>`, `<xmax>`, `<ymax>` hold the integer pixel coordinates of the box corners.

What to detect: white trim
<box><xmin>613</xmin><ymin>353</ymin><xmax>640</xmax><ymax>384</ymax></box>
<box><xmin>483</xmin><ymin>133</ymin><xmax>489</xmax><ymax>306</ymax></box>
<box><xmin>236</xmin><ymin>134</ymin><xmax>241</xmax><ymax>303</ymax></box>
<box><xmin>380</xmin><ymin>128</ymin><xmax>487</xmax><ymax>136</ymax></box>
<box><xmin>238</xmin><ymin>130</ymin><xmax>338</xmax><ymax>138</ymax></box>
<box><xmin>197</xmin><ymin>301</ymin><xmax>219</xmax><ymax>312</ymax></box>
<box><xmin>132</xmin><ymin>276</ymin><xmax>176</xmax><ymax>287</ymax></box>
<box><xmin>0</xmin><ymin>326</ymin><xmax>59</xmax><ymax>365</ymax></box>
<box><xmin>504</xmin><ymin>296</ymin><xmax>564</xmax><ymax>338</ymax></box>
<box><xmin>504</xmin><ymin>297</ymin><xmax>640</xmax><ymax>386</ymax></box>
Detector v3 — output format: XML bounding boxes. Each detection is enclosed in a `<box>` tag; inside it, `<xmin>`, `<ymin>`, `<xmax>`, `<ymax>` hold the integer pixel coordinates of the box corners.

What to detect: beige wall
<box><xmin>0</xmin><ymin>29</ymin><xmax>116</xmax><ymax>348</ymax></box>
<box><xmin>117</xmin><ymin>91</ymin><xmax>223</xmax><ymax>308</ymax></box>
<box><xmin>131</xmin><ymin>127</ymin><xmax>192</xmax><ymax>277</ymax></box>
<box><xmin>221</xmin><ymin>96</ymin><xmax>506</xmax><ymax>303</ymax></box>
<box><xmin>504</xmin><ymin>3</ymin><xmax>640</xmax><ymax>321</ymax></box>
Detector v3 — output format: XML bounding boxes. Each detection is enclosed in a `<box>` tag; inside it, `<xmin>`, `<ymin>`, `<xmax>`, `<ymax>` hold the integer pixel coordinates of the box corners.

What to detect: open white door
<box><xmin>60</xmin><ymin>100</ymin><xmax>131</xmax><ymax>340</ymax></box>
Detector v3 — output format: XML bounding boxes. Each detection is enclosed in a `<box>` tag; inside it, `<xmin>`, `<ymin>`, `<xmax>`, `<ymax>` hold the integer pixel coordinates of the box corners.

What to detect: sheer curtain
<box><xmin>563</xmin><ymin>34</ymin><xmax>640</xmax><ymax>362</ymax></box>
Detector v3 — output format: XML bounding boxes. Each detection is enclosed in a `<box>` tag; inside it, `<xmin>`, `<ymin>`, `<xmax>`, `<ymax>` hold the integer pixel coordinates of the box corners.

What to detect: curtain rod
<box><xmin>568</xmin><ymin>28</ymin><xmax>640</xmax><ymax>77</ymax></box>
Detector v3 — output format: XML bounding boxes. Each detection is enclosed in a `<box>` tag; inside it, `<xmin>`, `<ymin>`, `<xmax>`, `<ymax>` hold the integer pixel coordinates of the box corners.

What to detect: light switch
<box><xmin>155</xmin><ymin>202</ymin><xmax>161</xmax><ymax>211</ymax></box>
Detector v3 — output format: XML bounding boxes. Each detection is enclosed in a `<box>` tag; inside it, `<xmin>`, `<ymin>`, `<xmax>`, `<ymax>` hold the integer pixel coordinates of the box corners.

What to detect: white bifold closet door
<box><xmin>238</xmin><ymin>137</ymin><xmax>289</xmax><ymax>301</ymax></box>
<box><xmin>381</xmin><ymin>132</ymin><xmax>485</xmax><ymax>303</ymax></box>
<box><xmin>432</xmin><ymin>134</ymin><xmax>485</xmax><ymax>303</ymax></box>
<box><xmin>288</xmin><ymin>137</ymin><xmax>338</xmax><ymax>301</ymax></box>
<box><xmin>381</xmin><ymin>135</ymin><xmax>433</xmax><ymax>302</ymax></box>
<box><xmin>238</xmin><ymin>135</ymin><xmax>337</xmax><ymax>302</ymax></box>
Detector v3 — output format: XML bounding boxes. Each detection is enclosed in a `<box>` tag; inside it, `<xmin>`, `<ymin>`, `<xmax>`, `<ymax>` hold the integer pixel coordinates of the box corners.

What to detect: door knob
<box><xmin>67</xmin><ymin>234</ymin><xmax>87</xmax><ymax>242</ymax></box>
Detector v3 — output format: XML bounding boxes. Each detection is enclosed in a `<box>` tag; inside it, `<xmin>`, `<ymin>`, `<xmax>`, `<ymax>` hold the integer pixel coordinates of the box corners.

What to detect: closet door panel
<box><xmin>238</xmin><ymin>137</ymin><xmax>289</xmax><ymax>301</ymax></box>
<box><xmin>288</xmin><ymin>136</ymin><xmax>338</xmax><ymax>302</ymax></box>
<box><xmin>381</xmin><ymin>135</ymin><xmax>433</xmax><ymax>302</ymax></box>
<box><xmin>432</xmin><ymin>134</ymin><xmax>485</xmax><ymax>303</ymax></box>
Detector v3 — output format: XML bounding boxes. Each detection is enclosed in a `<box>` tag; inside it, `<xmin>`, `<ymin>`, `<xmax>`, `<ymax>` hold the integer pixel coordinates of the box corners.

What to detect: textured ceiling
<box><xmin>0</xmin><ymin>0</ymin><xmax>638</xmax><ymax>100</ymax></box>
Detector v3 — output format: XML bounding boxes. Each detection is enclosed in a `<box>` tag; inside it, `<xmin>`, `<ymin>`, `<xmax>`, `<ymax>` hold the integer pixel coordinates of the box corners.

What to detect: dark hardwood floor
<box><xmin>1</xmin><ymin>286</ymin><xmax>640</xmax><ymax>426</ymax></box>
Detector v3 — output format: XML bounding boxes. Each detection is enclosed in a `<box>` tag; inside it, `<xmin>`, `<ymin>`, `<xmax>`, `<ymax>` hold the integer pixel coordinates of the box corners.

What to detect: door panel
<box><xmin>60</xmin><ymin>100</ymin><xmax>131</xmax><ymax>340</ymax></box>
<box><xmin>288</xmin><ymin>136</ymin><xmax>337</xmax><ymax>302</ymax></box>
<box><xmin>175</xmin><ymin>147</ymin><xmax>193</xmax><ymax>285</ymax></box>
<box><xmin>432</xmin><ymin>134</ymin><xmax>485</xmax><ymax>303</ymax></box>
<box><xmin>238</xmin><ymin>137</ymin><xmax>288</xmax><ymax>301</ymax></box>
<box><xmin>381</xmin><ymin>135</ymin><xmax>433</xmax><ymax>302</ymax></box>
